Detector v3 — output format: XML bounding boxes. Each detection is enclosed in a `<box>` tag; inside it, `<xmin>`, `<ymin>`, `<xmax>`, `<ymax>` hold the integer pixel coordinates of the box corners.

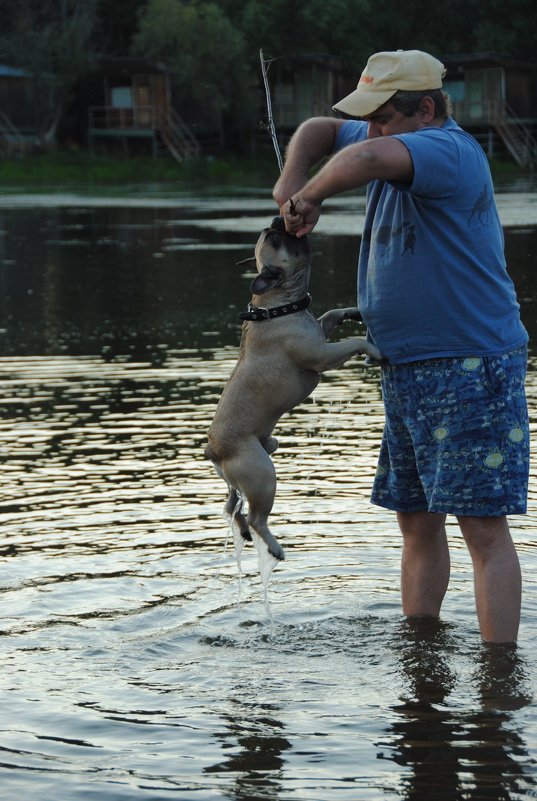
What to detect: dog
<box><xmin>205</xmin><ymin>216</ymin><xmax>383</xmax><ymax>562</ymax></box>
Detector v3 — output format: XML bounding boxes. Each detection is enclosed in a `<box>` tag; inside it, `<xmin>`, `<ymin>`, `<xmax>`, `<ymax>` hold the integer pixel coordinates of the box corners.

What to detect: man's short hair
<box><xmin>390</xmin><ymin>89</ymin><xmax>452</xmax><ymax>119</ymax></box>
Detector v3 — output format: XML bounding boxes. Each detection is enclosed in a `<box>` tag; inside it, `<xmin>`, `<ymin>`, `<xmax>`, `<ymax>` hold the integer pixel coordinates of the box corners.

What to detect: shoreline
<box><xmin>0</xmin><ymin>151</ymin><xmax>531</xmax><ymax>192</ymax></box>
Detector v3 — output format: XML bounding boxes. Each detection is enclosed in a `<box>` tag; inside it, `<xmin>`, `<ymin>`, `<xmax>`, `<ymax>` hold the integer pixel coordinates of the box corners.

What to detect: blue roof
<box><xmin>0</xmin><ymin>64</ymin><xmax>28</xmax><ymax>78</ymax></box>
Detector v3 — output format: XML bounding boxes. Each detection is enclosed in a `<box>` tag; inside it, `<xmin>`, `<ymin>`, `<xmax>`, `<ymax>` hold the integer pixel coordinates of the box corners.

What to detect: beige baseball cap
<box><xmin>333</xmin><ymin>49</ymin><xmax>446</xmax><ymax>118</ymax></box>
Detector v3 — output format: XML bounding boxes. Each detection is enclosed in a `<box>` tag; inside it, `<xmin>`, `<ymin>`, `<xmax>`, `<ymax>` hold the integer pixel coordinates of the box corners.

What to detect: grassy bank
<box><xmin>0</xmin><ymin>150</ymin><xmax>528</xmax><ymax>193</ymax></box>
<box><xmin>0</xmin><ymin>151</ymin><xmax>281</xmax><ymax>193</ymax></box>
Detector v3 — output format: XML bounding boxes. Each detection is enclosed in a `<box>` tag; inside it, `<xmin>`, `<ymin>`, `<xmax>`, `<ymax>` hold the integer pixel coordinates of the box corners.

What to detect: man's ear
<box><xmin>250</xmin><ymin>265</ymin><xmax>284</xmax><ymax>295</ymax></box>
<box><xmin>419</xmin><ymin>96</ymin><xmax>436</xmax><ymax>124</ymax></box>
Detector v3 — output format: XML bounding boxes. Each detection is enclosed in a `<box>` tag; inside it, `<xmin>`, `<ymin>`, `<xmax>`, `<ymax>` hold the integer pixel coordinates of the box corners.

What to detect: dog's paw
<box><xmin>364</xmin><ymin>346</ymin><xmax>385</xmax><ymax>365</ymax></box>
<box><xmin>269</xmin><ymin>543</ymin><xmax>285</xmax><ymax>561</ymax></box>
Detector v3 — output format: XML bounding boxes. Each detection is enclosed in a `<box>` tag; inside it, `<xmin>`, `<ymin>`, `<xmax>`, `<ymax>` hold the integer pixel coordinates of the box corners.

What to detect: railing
<box><xmin>450</xmin><ymin>99</ymin><xmax>536</xmax><ymax>167</ymax></box>
<box><xmin>451</xmin><ymin>98</ymin><xmax>500</xmax><ymax>125</ymax></box>
<box><xmin>156</xmin><ymin>106</ymin><xmax>200</xmax><ymax>160</ymax></box>
<box><xmin>88</xmin><ymin>105</ymin><xmax>200</xmax><ymax>161</ymax></box>
<box><xmin>492</xmin><ymin>103</ymin><xmax>537</xmax><ymax>167</ymax></box>
<box><xmin>89</xmin><ymin>105</ymin><xmax>158</xmax><ymax>130</ymax></box>
<box><xmin>0</xmin><ymin>108</ymin><xmax>30</xmax><ymax>156</ymax></box>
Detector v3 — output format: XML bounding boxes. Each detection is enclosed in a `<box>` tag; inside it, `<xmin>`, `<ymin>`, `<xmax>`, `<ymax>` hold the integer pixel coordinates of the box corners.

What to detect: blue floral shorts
<box><xmin>371</xmin><ymin>346</ymin><xmax>529</xmax><ymax>516</ymax></box>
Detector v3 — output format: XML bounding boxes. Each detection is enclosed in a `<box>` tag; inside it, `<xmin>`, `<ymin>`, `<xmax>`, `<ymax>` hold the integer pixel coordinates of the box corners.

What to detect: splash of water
<box><xmin>232</xmin><ymin>517</ymin><xmax>246</xmax><ymax>601</ymax></box>
<box><xmin>222</xmin><ymin>492</ymin><xmax>278</xmax><ymax>618</ymax></box>
<box><xmin>222</xmin><ymin>494</ymin><xmax>246</xmax><ymax>600</ymax></box>
<box><xmin>251</xmin><ymin>531</ymin><xmax>278</xmax><ymax>621</ymax></box>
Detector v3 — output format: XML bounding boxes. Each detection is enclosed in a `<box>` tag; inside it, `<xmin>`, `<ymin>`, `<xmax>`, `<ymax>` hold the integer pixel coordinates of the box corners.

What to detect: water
<box><xmin>0</xmin><ymin>187</ymin><xmax>537</xmax><ymax>800</ymax></box>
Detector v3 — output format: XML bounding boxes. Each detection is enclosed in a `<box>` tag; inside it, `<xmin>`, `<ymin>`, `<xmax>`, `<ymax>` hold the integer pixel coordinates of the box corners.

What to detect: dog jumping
<box><xmin>205</xmin><ymin>216</ymin><xmax>383</xmax><ymax>561</ymax></box>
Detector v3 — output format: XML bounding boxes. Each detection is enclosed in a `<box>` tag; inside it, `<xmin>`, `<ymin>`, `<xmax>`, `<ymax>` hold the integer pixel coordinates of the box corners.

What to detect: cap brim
<box><xmin>333</xmin><ymin>88</ymin><xmax>397</xmax><ymax>118</ymax></box>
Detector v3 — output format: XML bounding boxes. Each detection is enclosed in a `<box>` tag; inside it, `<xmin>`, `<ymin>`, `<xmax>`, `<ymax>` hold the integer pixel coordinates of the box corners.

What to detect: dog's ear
<box><xmin>250</xmin><ymin>264</ymin><xmax>284</xmax><ymax>295</ymax></box>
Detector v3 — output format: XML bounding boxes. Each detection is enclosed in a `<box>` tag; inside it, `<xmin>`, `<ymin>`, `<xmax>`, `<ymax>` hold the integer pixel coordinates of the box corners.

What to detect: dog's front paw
<box><xmin>318</xmin><ymin>307</ymin><xmax>362</xmax><ymax>338</ymax></box>
<box><xmin>364</xmin><ymin>345</ymin><xmax>385</xmax><ymax>365</ymax></box>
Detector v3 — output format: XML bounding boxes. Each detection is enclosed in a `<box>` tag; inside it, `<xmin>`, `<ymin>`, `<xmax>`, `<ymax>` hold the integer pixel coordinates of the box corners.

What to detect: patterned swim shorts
<box><xmin>371</xmin><ymin>346</ymin><xmax>529</xmax><ymax>516</ymax></box>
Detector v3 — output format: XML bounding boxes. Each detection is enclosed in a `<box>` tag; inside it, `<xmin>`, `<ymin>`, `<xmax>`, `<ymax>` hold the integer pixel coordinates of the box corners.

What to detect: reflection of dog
<box><xmin>205</xmin><ymin>217</ymin><xmax>382</xmax><ymax>561</ymax></box>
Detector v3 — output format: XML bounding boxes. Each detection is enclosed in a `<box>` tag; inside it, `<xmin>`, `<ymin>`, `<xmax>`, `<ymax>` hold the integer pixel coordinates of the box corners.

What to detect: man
<box><xmin>273</xmin><ymin>50</ymin><xmax>529</xmax><ymax>643</ymax></box>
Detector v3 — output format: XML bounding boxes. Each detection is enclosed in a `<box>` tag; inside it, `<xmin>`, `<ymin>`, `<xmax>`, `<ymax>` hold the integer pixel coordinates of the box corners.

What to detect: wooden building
<box><xmin>0</xmin><ymin>64</ymin><xmax>43</xmax><ymax>156</ymax></box>
<box><xmin>86</xmin><ymin>58</ymin><xmax>199</xmax><ymax>161</ymax></box>
<box><xmin>440</xmin><ymin>52</ymin><xmax>537</xmax><ymax>166</ymax></box>
<box><xmin>269</xmin><ymin>53</ymin><xmax>349</xmax><ymax>132</ymax></box>
<box><xmin>269</xmin><ymin>51</ymin><xmax>537</xmax><ymax>167</ymax></box>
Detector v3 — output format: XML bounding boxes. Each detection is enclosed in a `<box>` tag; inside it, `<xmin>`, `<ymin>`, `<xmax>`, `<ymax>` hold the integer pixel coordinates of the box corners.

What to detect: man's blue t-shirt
<box><xmin>335</xmin><ymin>118</ymin><xmax>528</xmax><ymax>364</ymax></box>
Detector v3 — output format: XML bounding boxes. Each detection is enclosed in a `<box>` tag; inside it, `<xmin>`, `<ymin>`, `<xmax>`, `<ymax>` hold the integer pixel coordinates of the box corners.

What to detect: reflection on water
<box><xmin>382</xmin><ymin>621</ymin><xmax>533</xmax><ymax>801</ymax></box>
<box><xmin>0</xmin><ymin>194</ymin><xmax>536</xmax><ymax>800</ymax></box>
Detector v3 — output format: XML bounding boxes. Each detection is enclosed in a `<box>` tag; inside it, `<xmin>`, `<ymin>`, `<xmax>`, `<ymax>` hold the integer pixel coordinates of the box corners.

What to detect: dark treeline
<box><xmin>0</xmin><ymin>0</ymin><xmax>536</xmax><ymax>148</ymax></box>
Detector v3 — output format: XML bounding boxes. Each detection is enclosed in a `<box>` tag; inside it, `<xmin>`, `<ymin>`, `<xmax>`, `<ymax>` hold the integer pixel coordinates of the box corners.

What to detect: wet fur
<box><xmin>205</xmin><ymin>221</ymin><xmax>382</xmax><ymax>561</ymax></box>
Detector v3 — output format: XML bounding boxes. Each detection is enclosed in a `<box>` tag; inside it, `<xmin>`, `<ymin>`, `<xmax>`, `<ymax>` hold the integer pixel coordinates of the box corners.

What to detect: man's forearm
<box><xmin>299</xmin><ymin>136</ymin><xmax>414</xmax><ymax>205</ymax></box>
<box><xmin>299</xmin><ymin>142</ymin><xmax>378</xmax><ymax>204</ymax></box>
<box><xmin>273</xmin><ymin>117</ymin><xmax>343</xmax><ymax>208</ymax></box>
<box><xmin>282</xmin><ymin>137</ymin><xmax>414</xmax><ymax>238</ymax></box>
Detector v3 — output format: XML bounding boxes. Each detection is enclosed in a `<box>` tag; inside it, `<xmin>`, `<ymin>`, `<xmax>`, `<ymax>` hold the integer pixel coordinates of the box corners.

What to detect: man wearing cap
<box><xmin>274</xmin><ymin>50</ymin><xmax>529</xmax><ymax>643</ymax></box>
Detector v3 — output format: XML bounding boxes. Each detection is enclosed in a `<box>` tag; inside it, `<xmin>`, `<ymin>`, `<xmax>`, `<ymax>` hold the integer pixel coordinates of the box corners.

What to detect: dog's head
<box><xmin>238</xmin><ymin>217</ymin><xmax>310</xmax><ymax>296</ymax></box>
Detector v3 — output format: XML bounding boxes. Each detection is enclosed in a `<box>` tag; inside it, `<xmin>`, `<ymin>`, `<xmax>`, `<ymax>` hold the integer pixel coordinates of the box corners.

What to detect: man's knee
<box><xmin>397</xmin><ymin>510</ymin><xmax>447</xmax><ymax>539</ymax></box>
<box><xmin>457</xmin><ymin>515</ymin><xmax>512</xmax><ymax>555</ymax></box>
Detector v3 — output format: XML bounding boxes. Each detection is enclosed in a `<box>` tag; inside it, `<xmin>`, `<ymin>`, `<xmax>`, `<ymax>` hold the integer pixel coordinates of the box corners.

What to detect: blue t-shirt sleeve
<box><xmin>393</xmin><ymin>128</ymin><xmax>461</xmax><ymax>199</ymax></box>
<box><xmin>334</xmin><ymin>120</ymin><xmax>368</xmax><ymax>151</ymax></box>
<box><xmin>336</xmin><ymin>122</ymin><xmax>461</xmax><ymax>198</ymax></box>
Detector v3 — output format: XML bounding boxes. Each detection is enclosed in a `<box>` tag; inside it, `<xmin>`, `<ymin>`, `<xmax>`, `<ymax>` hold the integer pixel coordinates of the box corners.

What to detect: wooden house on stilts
<box><xmin>86</xmin><ymin>58</ymin><xmax>200</xmax><ymax>161</ymax></box>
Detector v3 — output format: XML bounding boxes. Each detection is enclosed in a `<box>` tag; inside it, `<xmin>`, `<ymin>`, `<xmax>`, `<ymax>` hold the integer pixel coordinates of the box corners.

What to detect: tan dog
<box><xmin>205</xmin><ymin>217</ymin><xmax>382</xmax><ymax>561</ymax></box>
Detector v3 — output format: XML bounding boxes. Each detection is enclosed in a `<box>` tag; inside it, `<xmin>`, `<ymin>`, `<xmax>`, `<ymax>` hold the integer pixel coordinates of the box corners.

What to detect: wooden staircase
<box><xmin>88</xmin><ymin>104</ymin><xmax>200</xmax><ymax>162</ymax></box>
<box><xmin>493</xmin><ymin>104</ymin><xmax>537</xmax><ymax>168</ymax></box>
<box><xmin>156</xmin><ymin>107</ymin><xmax>200</xmax><ymax>162</ymax></box>
<box><xmin>0</xmin><ymin>109</ymin><xmax>40</xmax><ymax>157</ymax></box>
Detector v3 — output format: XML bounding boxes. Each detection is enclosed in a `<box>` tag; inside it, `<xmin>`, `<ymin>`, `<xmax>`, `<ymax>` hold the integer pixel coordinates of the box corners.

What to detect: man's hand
<box><xmin>272</xmin><ymin>117</ymin><xmax>342</xmax><ymax>211</ymax></box>
<box><xmin>282</xmin><ymin>195</ymin><xmax>321</xmax><ymax>238</ymax></box>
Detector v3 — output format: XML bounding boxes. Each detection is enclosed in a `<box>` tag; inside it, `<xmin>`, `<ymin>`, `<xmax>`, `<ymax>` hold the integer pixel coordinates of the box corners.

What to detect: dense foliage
<box><xmin>0</xmin><ymin>0</ymin><xmax>535</xmax><ymax>144</ymax></box>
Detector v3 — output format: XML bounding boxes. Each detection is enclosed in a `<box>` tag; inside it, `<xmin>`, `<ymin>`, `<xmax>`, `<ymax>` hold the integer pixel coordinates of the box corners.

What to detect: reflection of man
<box><xmin>383</xmin><ymin>620</ymin><xmax>533</xmax><ymax>800</ymax></box>
<box><xmin>273</xmin><ymin>49</ymin><xmax>529</xmax><ymax>643</ymax></box>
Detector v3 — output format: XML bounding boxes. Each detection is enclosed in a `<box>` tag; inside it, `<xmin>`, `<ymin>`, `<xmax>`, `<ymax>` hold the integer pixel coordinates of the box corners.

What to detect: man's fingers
<box><xmin>283</xmin><ymin>216</ymin><xmax>302</xmax><ymax>234</ymax></box>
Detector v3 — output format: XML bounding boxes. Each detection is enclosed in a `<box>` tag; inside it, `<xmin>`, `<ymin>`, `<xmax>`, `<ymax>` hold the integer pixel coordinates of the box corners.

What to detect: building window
<box><xmin>111</xmin><ymin>86</ymin><xmax>133</xmax><ymax>109</ymax></box>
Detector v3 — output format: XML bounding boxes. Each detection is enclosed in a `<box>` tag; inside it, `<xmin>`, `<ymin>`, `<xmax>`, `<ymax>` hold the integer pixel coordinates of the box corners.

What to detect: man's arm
<box><xmin>272</xmin><ymin>117</ymin><xmax>346</xmax><ymax>211</ymax></box>
<box><xmin>283</xmin><ymin>135</ymin><xmax>414</xmax><ymax>238</ymax></box>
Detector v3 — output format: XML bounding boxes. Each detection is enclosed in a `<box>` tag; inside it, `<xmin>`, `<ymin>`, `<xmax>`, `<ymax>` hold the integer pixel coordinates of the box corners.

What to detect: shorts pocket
<box><xmin>482</xmin><ymin>356</ymin><xmax>506</xmax><ymax>396</ymax></box>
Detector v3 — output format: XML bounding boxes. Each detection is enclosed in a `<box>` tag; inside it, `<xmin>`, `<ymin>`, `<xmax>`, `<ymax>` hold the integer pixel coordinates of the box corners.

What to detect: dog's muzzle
<box><xmin>264</xmin><ymin>216</ymin><xmax>310</xmax><ymax>252</ymax></box>
<box><xmin>271</xmin><ymin>216</ymin><xmax>286</xmax><ymax>232</ymax></box>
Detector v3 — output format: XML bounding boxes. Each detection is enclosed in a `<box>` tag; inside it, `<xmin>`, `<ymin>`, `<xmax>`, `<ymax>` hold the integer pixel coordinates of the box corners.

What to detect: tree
<box><xmin>132</xmin><ymin>0</ymin><xmax>255</xmax><ymax>144</ymax></box>
<box><xmin>0</xmin><ymin>0</ymin><xmax>99</xmax><ymax>145</ymax></box>
<box><xmin>224</xmin><ymin>0</ymin><xmax>372</xmax><ymax>68</ymax></box>
<box><xmin>355</xmin><ymin>0</ymin><xmax>537</xmax><ymax>60</ymax></box>
<box><xmin>94</xmin><ymin>0</ymin><xmax>147</xmax><ymax>55</ymax></box>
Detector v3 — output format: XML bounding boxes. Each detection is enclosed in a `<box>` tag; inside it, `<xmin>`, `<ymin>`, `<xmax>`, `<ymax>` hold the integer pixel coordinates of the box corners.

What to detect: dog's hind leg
<box><xmin>224</xmin><ymin>486</ymin><xmax>252</xmax><ymax>541</ymax></box>
<box><xmin>220</xmin><ymin>439</ymin><xmax>284</xmax><ymax>561</ymax></box>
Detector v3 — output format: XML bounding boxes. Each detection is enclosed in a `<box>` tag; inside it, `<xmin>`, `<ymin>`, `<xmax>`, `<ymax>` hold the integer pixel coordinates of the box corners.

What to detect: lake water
<box><xmin>1</xmin><ymin>185</ymin><xmax>537</xmax><ymax>800</ymax></box>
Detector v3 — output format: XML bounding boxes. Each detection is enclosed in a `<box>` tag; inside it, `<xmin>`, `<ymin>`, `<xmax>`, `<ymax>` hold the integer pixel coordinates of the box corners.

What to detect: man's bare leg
<box><xmin>457</xmin><ymin>515</ymin><xmax>521</xmax><ymax>644</ymax></box>
<box><xmin>397</xmin><ymin>510</ymin><xmax>450</xmax><ymax>618</ymax></box>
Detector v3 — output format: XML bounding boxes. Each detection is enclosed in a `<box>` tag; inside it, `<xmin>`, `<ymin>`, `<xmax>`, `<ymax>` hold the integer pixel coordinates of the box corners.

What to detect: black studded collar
<box><xmin>239</xmin><ymin>293</ymin><xmax>312</xmax><ymax>322</ymax></box>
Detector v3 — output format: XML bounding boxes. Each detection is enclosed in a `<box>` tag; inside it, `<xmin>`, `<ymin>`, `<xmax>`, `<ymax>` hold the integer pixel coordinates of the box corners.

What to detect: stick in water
<box><xmin>259</xmin><ymin>48</ymin><xmax>283</xmax><ymax>173</ymax></box>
